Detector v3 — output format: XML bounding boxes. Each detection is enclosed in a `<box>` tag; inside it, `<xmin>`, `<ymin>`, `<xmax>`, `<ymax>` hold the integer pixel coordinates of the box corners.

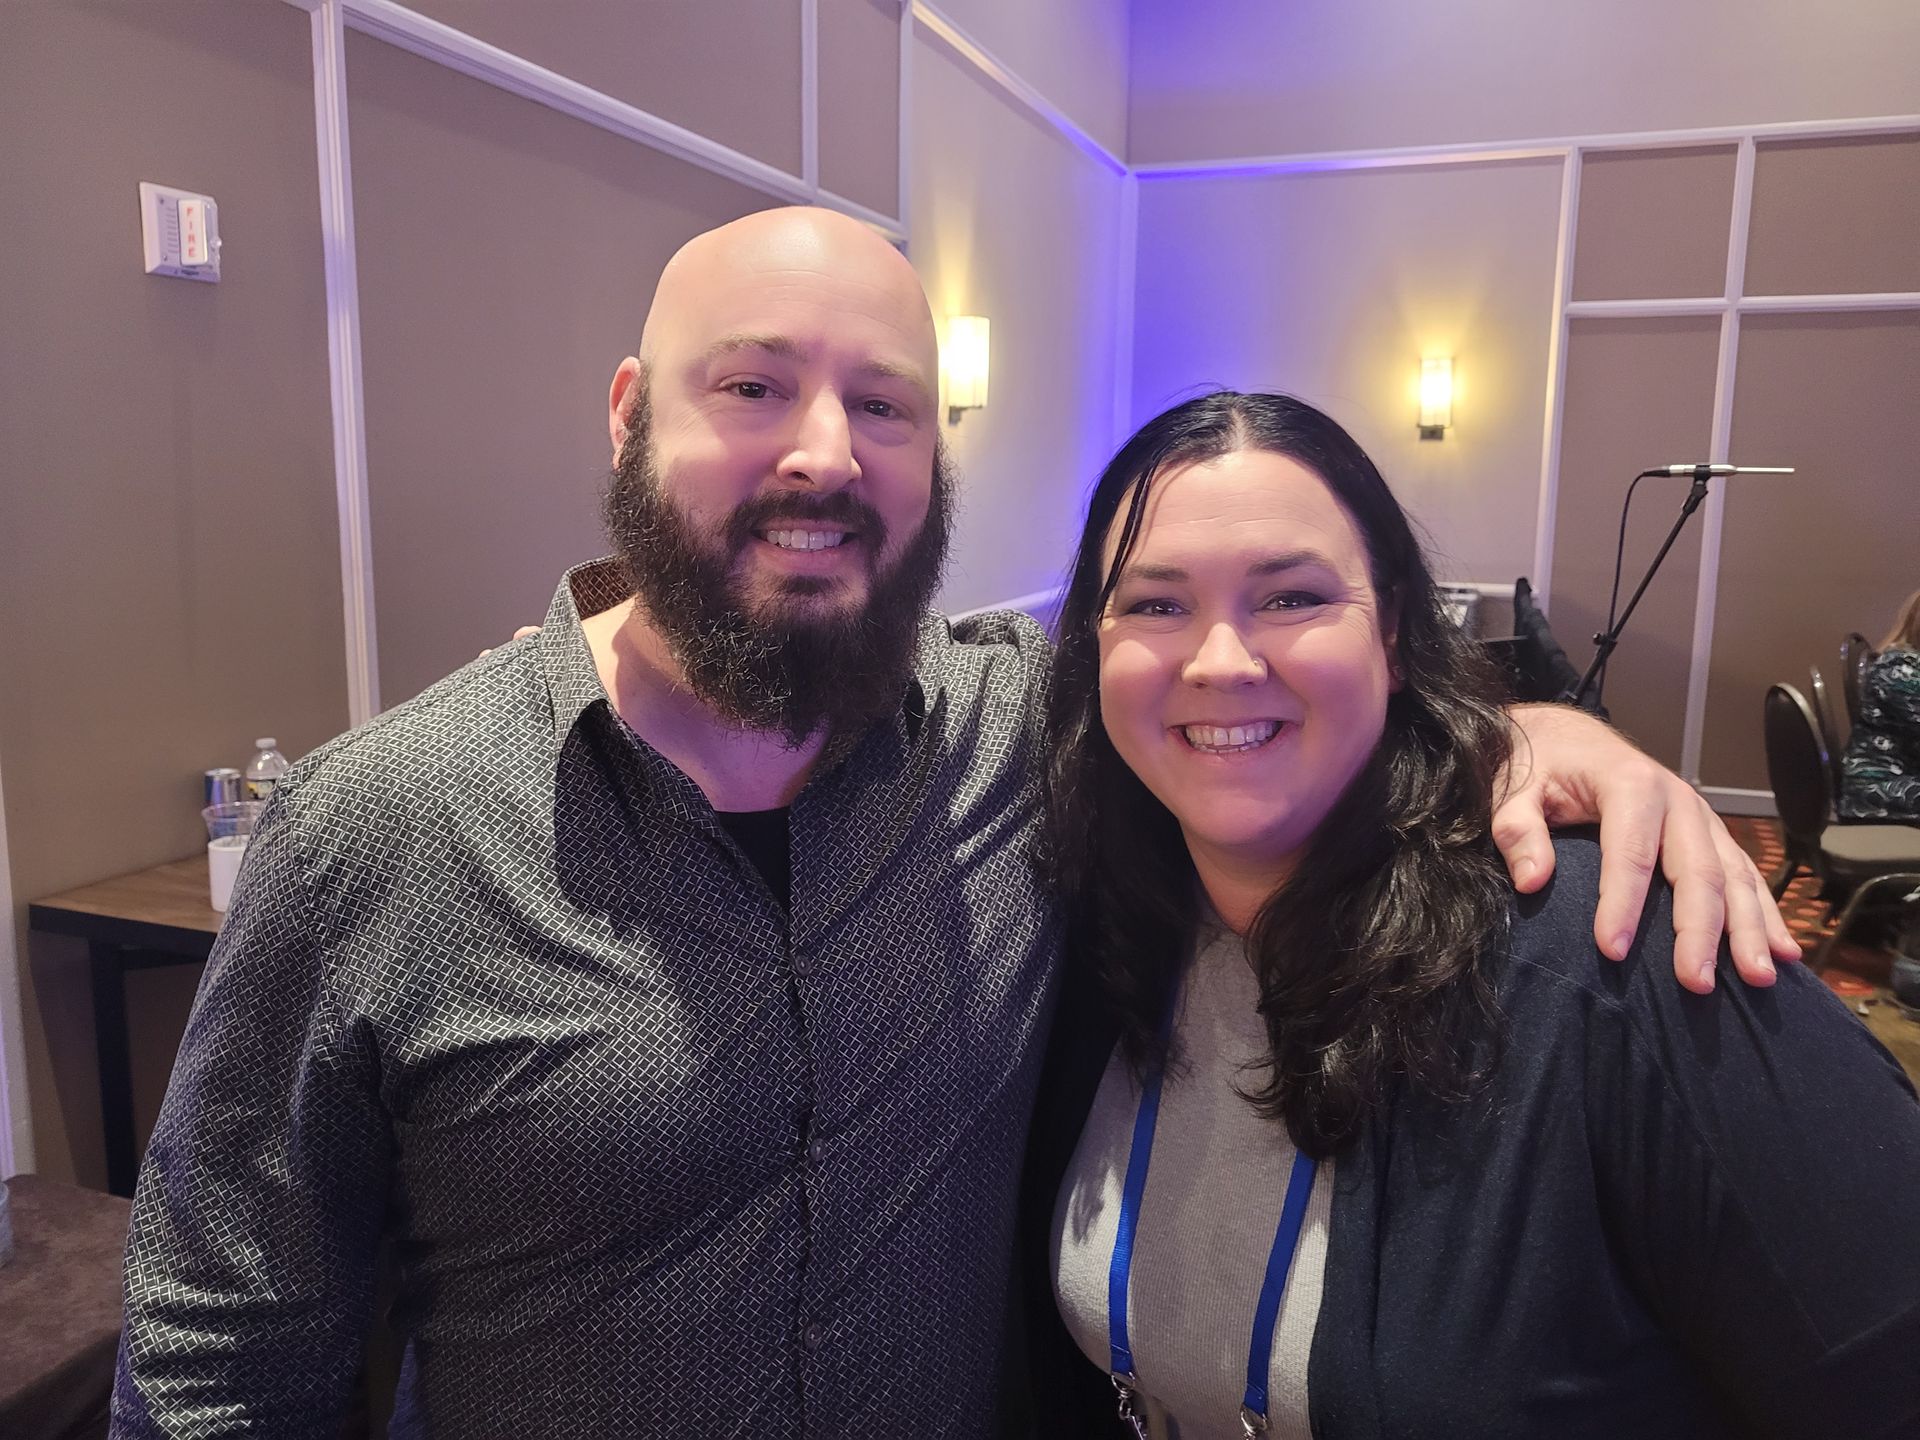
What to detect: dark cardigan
<box><xmin>1011</xmin><ymin>835</ymin><xmax>1920</xmax><ymax>1439</ymax></box>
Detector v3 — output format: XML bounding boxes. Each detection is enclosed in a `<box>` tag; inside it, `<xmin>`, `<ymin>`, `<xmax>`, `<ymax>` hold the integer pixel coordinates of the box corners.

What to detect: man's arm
<box><xmin>1492</xmin><ymin>704</ymin><xmax>1798</xmax><ymax>994</ymax></box>
<box><xmin>112</xmin><ymin>795</ymin><xmax>389</xmax><ymax>1438</ymax></box>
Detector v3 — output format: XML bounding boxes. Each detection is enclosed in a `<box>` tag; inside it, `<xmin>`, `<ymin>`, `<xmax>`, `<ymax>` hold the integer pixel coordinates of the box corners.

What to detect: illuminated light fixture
<box><xmin>1418</xmin><ymin>356</ymin><xmax>1453</xmax><ymax>440</ymax></box>
<box><xmin>944</xmin><ymin>315</ymin><xmax>990</xmax><ymax>425</ymax></box>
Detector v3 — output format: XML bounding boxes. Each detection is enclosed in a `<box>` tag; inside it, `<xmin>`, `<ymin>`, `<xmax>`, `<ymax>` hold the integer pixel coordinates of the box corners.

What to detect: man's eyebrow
<box><xmin>696</xmin><ymin>332</ymin><xmax>807</xmax><ymax>367</ymax></box>
<box><xmin>852</xmin><ymin>357</ymin><xmax>934</xmax><ymax>408</ymax></box>
<box><xmin>1117</xmin><ymin>550</ymin><xmax>1338</xmax><ymax>585</ymax></box>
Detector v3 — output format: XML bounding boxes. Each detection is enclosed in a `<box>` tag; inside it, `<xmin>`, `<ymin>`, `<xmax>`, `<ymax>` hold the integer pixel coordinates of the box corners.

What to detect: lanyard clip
<box><xmin>1111</xmin><ymin>1372</ymin><xmax>1151</xmax><ymax>1440</ymax></box>
<box><xmin>1240</xmin><ymin>1403</ymin><xmax>1270</xmax><ymax>1438</ymax></box>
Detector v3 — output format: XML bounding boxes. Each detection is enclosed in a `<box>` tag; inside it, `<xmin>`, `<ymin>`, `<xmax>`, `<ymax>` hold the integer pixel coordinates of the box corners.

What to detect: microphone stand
<box><xmin>1561</xmin><ymin>465</ymin><xmax>1714</xmax><ymax>709</ymax></box>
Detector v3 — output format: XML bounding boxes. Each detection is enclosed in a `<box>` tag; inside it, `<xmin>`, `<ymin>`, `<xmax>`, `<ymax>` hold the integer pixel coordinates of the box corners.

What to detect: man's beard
<box><xmin>603</xmin><ymin>389</ymin><xmax>955</xmax><ymax>746</ymax></box>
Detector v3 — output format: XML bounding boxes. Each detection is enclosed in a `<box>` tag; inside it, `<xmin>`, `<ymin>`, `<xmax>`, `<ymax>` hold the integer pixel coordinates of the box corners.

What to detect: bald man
<box><xmin>113</xmin><ymin>208</ymin><xmax>1791</xmax><ymax>1439</ymax></box>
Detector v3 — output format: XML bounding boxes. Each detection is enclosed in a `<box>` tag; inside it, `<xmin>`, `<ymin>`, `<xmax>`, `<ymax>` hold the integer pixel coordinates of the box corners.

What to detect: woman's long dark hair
<box><xmin>1045</xmin><ymin>391</ymin><xmax>1516</xmax><ymax>1158</ymax></box>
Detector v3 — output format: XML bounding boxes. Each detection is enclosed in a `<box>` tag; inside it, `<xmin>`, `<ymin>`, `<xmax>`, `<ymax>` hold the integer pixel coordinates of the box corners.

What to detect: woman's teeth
<box><xmin>765</xmin><ymin>529</ymin><xmax>848</xmax><ymax>551</ymax></box>
<box><xmin>1183</xmin><ymin>721</ymin><xmax>1281</xmax><ymax>753</ymax></box>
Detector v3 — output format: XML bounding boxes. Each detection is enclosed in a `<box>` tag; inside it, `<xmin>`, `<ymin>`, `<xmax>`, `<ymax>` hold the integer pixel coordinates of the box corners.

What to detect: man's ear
<box><xmin>608</xmin><ymin>357</ymin><xmax>645</xmax><ymax>460</ymax></box>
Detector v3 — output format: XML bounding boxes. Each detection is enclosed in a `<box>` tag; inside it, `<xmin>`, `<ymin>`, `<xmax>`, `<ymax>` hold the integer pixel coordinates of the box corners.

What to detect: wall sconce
<box><xmin>1418</xmin><ymin>356</ymin><xmax>1453</xmax><ymax>440</ymax></box>
<box><xmin>944</xmin><ymin>315</ymin><xmax>990</xmax><ymax>425</ymax></box>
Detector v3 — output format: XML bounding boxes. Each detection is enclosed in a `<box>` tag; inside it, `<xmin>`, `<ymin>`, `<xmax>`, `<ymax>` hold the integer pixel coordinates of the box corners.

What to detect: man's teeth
<box><xmin>765</xmin><ymin>529</ymin><xmax>849</xmax><ymax>551</ymax></box>
<box><xmin>1183</xmin><ymin>722</ymin><xmax>1281</xmax><ymax>752</ymax></box>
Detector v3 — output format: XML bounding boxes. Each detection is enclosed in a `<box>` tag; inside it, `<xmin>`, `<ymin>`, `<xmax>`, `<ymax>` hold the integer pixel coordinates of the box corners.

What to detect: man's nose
<box><xmin>1182</xmin><ymin>621</ymin><xmax>1267</xmax><ymax>688</ymax></box>
<box><xmin>777</xmin><ymin>391</ymin><xmax>860</xmax><ymax>492</ymax></box>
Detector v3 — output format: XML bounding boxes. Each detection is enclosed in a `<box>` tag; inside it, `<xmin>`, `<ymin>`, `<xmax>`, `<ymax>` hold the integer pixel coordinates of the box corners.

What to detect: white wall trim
<box><xmin>1679</xmin><ymin>136</ymin><xmax>1757</xmax><ymax>783</ymax></box>
<box><xmin>1131</xmin><ymin>113</ymin><xmax>1920</xmax><ymax>181</ymax></box>
<box><xmin>1529</xmin><ymin>150</ymin><xmax>1581</xmax><ymax>608</ymax></box>
<box><xmin>1111</xmin><ymin>172</ymin><xmax>1139</xmax><ymax>444</ymax></box>
<box><xmin>896</xmin><ymin>0</ymin><xmax>915</xmax><ymax>252</ymax></box>
<box><xmin>1700</xmin><ymin>786</ymin><xmax>1777</xmax><ymax>817</ymax></box>
<box><xmin>948</xmin><ymin>586</ymin><xmax>1065</xmax><ymax>622</ymax></box>
<box><xmin>1565</xmin><ymin>297</ymin><xmax>1729</xmax><ymax>318</ymax></box>
<box><xmin>1136</xmin><ymin>144</ymin><xmax>1569</xmax><ymax>181</ymax></box>
<box><xmin>308</xmin><ymin>0</ymin><xmax>908</xmax><ymax>243</ymax></box>
<box><xmin>310</xmin><ymin>1</ymin><xmax>381</xmax><ymax>727</ymax></box>
<box><xmin>0</xmin><ymin>750</ymin><xmax>26</xmax><ymax>1176</ymax></box>
<box><xmin>800</xmin><ymin>0</ymin><xmax>820</xmax><ymax>191</ymax></box>
<box><xmin>1564</xmin><ymin>292</ymin><xmax>1920</xmax><ymax>319</ymax></box>
<box><xmin>909</xmin><ymin>0</ymin><xmax>1126</xmax><ymax>176</ymax></box>
<box><xmin>1741</xmin><ymin>291</ymin><xmax>1920</xmax><ymax>313</ymax></box>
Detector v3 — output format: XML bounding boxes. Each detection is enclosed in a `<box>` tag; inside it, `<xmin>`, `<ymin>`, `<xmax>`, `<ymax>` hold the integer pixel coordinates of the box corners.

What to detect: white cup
<box><xmin>208</xmin><ymin>836</ymin><xmax>249</xmax><ymax>911</ymax></box>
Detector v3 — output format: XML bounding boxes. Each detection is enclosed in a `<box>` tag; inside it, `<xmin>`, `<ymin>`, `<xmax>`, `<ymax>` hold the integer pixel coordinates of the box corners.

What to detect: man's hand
<box><xmin>1493</xmin><ymin>704</ymin><xmax>1799</xmax><ymax>994</ymax></box>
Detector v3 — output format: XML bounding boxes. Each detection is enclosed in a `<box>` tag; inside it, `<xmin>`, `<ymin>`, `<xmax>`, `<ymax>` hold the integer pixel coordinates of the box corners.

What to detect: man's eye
<box><xmin>728</xmin><ymin>381</ymin><xmax>772</xmax><ymax>400</ymax></box>
<box><xmin>862</xmin><ymin>398</ymin><xmax>899</xmax><ymax>418</ymax></box>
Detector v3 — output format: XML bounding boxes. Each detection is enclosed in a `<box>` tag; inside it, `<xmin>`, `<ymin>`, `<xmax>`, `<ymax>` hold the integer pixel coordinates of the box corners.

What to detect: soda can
<box><xmin>204</xmin><ymin>768</ymin><xmax>245</xmax><ymax>808</ymax></box>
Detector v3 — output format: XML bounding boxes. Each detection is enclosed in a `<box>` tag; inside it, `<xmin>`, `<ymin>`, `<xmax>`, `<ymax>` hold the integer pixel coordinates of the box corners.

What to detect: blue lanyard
<box><xmin>1107</xmin><ymin>1024</ymin><xmax>1319</xmax><ymax>1438</ymax></box>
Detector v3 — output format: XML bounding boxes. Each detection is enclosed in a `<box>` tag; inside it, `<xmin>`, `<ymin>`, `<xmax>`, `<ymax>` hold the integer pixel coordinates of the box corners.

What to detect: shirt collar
<box><xmin>539</xmin><ymin>557</ymin><xmax>632</xmax><ymax>745</ymax></box>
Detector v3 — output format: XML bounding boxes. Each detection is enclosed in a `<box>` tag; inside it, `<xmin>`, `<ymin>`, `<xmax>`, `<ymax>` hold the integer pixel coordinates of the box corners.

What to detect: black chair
<box><xmin>1508</xmin><ymin>578</ymin><xmax>1607</xmax><ymax>719</ymax></box>
<box><xmin>1762</xmin><ymin>682</ymin><xmax>1920</xmax><ymax>971</ymax></box>
<box><xmin>1840</xmin><ymin>631</ymin><xmax>1875</xmax><ymax>730</ymax></box>
<box><xmin>1808</xmin><ymin>665</ymin><xmax>1846</xmax><ymax>803</ymax></box>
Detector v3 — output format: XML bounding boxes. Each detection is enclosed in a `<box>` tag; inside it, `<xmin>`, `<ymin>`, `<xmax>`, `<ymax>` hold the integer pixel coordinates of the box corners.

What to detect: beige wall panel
<box><xmin>1746</xmin><ymin>133</ymin><xmax>1920</xmax><ymax>297</ymax></box>
<box><xmin>819</xmin><ymin>0</ymin><xmax>901</xmax><ymax>217</ymax></box>
<box><xmin>0</xmin><ymin>1</ymin><xmax>346</xmax><ymax>1183</ymax></box>
<box><xmin>1129</xmin><ymin>0</ymin><xmax>1920</xmax><ymax>163</ymax></box>
<box><xmin>1130</xmin><ymin>159</ymin><xmax>1564</xmax><ymax>585</ymax></box>
<box><xmin>395</xmin><ymin>0</ymin><xmax>804</xmax><ymax>175</ymax></box>
<box><xmin>933</xmin><ymin>0</ymin><xmax>1130</xmax><ymax>159</ymax></box>
<box><xmin>1550</xmin><ymin>318</ymin><xmax>1721</xmax><ymax>769</ymax></box>
<box><xmin>909</xmin><ymin>33</ymin><xmax>1130</xmax><ymax>609</ymax></box>
<box><xmin>345</xmin><ymin>34</ymin><xmax>776</xmax><ymax>705</ymax></box>
<box><xmin>1699</xmin><ymin>313</ymin><xmax>1920</xmax><ymax>792</ymax></box>
<box><xmin>1572</xmin><ymin>147</ymin><xmax>1736</xmax><ymax>301</ymax></box>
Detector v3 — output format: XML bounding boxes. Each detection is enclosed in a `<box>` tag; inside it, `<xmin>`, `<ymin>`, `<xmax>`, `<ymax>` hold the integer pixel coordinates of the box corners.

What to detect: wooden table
<box><xmin>28</xmin><ymin>857</ymin><xmax>221</xmax><ymax>1197</ymax></box>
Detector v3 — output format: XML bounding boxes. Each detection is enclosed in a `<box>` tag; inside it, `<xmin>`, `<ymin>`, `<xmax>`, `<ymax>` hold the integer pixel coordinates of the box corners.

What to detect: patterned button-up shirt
<box><xmin>113</xmin><ymin>560</ymin><xmax>1062</xmax><ymax>1439</ymax></box>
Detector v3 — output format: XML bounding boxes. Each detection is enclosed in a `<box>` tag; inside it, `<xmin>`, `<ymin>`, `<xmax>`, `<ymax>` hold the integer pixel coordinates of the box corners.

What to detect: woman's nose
<box><xmin>1183</xmin><ymin>621</ymin><xmax>1267</xmax><ymax>687</ymax></box>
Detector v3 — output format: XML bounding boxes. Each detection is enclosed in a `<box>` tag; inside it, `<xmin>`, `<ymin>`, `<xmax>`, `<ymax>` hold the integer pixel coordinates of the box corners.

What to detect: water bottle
<box><xmin>244</xmin><ymin>738</ymin><xmax>289</xmax><ymax>801</ymax></box>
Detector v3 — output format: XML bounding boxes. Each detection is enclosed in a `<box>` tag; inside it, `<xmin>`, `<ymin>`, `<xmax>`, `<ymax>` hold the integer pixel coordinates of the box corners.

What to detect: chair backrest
<box><xmin>1807</xmin><ymin>664</ymin><xmax>1846</xmax><ymax>803</ymax></box>
<box><xmin>1840</xmin><ymin>632</ymin><xmax>1875</xmax><ymax>727</ymax></box>
<box><xmin>1764</xmin><ymin>682</ymin><xmax>1832</xmax><ymax>845</ymax></box>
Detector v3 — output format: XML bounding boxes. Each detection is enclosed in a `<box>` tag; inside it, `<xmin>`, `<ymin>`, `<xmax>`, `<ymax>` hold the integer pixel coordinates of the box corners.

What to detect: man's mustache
<box><xmin>724</xmin><ymin>491</ymin><xmax>888</xmax><ymax>552</ymax></box>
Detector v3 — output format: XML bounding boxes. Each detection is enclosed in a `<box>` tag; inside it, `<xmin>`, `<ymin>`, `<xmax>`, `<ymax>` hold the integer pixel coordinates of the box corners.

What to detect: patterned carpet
<box><xmin>1724</xmin><ymin>815</ymin><xmax>1920</xmax><ymax>1085</ymax></box>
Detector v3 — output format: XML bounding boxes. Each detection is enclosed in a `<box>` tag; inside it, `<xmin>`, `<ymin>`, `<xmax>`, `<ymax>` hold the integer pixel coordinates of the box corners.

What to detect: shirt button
<box><xmin>792</xmin><ymin>954</ymin><xmax>815</xmax><ymax>978</ymax></box>
<box><xmin>802</xmin><ymin>1321</ymin><xmax>825</xmax><ymax>1351</ymax></box>
<box><xmin>807</xmin><ymin>1138</ymin><xmax>826</xmax><ymax>1165</ymax></box>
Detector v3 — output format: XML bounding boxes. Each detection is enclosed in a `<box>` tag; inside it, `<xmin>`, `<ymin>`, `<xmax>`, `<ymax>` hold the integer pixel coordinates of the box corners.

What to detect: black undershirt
<box><xmin>715</xmin><ymin>807</ymin><xmax>792</xmax><ymax>912</ymax></box>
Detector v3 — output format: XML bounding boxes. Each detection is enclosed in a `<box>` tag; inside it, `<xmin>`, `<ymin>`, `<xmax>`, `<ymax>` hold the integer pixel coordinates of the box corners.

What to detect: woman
<box><xmin>1023</xmin><ymin>393</ymin><xmax>1920</xmax><ymax>1438</ymax></box>
<box><xmin>1839</xmin><ymin>588</ymin><xmax>1920</xmax><ymax>821</ymax></box>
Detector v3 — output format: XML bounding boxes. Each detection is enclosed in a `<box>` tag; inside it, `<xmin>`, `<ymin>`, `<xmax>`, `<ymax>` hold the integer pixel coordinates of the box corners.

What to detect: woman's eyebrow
<box><xmin>1116</xmin><ymin>550</ymin><xmax>1335</xmax><ymax>585</ymax></box>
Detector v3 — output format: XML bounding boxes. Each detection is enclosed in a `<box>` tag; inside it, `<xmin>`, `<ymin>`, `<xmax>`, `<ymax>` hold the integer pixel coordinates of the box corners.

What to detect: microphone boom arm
<box><xmin>1560</xmin><ymin>466</ymin><xmax>1715</xmax><ymax>709</ymax></box>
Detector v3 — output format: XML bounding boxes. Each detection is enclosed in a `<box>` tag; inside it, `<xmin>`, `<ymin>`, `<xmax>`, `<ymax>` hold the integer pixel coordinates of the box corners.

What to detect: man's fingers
<box><xmin>1654</xmin><ymin>789</ymin><xmax>1731</xmax><ymax>989</ymax></box>
<box><xmin>1590</xmin><ymin>772</ymin><xmax>1666</xmax><ymax>963</ymax></box>
<box><xmin>1490</xmin><ymin>793</ymin><xmax>1557</xmax><ymax>892</ymax></box>
<box><xmin>1710</xmin><ymin>817</ymin><xmax>1783</xmax><ymax>985</ymax></box>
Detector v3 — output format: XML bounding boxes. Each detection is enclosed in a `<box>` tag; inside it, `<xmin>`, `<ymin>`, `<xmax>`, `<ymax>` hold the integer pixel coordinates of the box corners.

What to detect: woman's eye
<box><xmin>1262</xmin><ymin>591</ymin><xmax>1326</xmax><ymax>611</ymax></box>
<box><xmin>1123</xmin><ymin>597</ymin><xmax>1185</xmax><ymax>618</ymax></box>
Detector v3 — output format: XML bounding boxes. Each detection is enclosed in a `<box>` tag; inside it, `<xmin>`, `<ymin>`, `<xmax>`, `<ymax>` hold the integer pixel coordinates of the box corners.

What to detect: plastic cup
<box><xmin>208</xmin><ymin>836</ymin><xmax>248</xmax><ymax>911</ymax></box>
<box><xmin>202</xmin><ymin>800</ymin><xmax>266</xmax><ymax>842</ymax></box>
<box><xmin>202</xmin><ymin>801</ymin><xmax>266</xmax><ymax>910</ymax></box>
